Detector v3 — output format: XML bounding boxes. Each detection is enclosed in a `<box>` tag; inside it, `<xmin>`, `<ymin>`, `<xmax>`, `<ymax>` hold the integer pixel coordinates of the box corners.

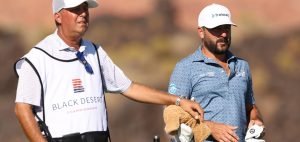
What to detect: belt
<box><xmin>52</xmin><ymin>131</ymin><xmax>109</xmax><ymax>142</ymax></box>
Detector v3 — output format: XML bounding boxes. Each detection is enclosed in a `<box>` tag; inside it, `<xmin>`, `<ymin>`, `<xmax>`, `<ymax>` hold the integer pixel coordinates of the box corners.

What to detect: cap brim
<box><xmin>63</xmin><ymin>0</ymin><xmax>98</xmax><ymax>10</ymax></box>
<box><xmin>205</xmin><ymin>22</ymin><xmax>237</xmax><ymax>29</ymax></box>
<box><xmin>86</xmin><ymin>0</ymin><xmax>98</xmax><ymax>8</ymax></box>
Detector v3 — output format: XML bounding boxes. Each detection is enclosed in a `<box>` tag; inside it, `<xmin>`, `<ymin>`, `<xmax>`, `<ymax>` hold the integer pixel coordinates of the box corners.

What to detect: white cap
<box><xmin>53</xmin><ymin>0</ymin><xmax>98</xmax><ymax>14</ymax></box>
<box><xmin>198</xmin><ymin>3</ymin><xmax>236</xmax><ymax>29</ymax></box>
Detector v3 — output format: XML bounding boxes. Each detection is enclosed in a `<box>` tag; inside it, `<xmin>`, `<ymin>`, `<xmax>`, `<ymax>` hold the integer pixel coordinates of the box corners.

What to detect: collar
<box><xmin>192</xmin><ymin>46</ymin><xmax>236</xmax><ymax>63</ymax></box>
<box><xmin>53</xmin><ymin>30</ymin><xmax>87</xmax><ymax>52</ymax></box>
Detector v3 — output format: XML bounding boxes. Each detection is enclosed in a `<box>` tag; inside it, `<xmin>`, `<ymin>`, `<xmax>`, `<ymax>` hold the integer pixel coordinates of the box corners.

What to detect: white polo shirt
<box><xmin>15</xmin><ymin>30</ymin><xmax>132</xmax><ymax>137</ymax></box>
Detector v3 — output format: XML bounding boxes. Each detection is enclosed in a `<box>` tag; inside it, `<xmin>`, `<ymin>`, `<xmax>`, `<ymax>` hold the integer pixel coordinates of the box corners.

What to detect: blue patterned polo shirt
<box><xmin>168</xmin><ymin>48</ymin><xmax>255</xmax><ymax>141</ymax></box>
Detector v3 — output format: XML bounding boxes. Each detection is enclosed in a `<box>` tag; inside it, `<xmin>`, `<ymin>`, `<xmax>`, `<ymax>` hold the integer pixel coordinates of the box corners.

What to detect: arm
<box><xmin>245</xmin><ymin>65</ymin><xmax>264</xmax><ymax>127</ymax></box>
<box><xmin>204</xmin><ymin>121</ymin><xmax>239</xmax><ymax>142</ymax></box>
<box><xmin>121</xmin><ymin>82</ymin><xmax>204</xmax><ymax>121</ymax></box>
<box><xmin>15</xmin><ymin>103</ymin><xmax>46</xmax><ymax>142</ymax></box>
<box><xmin>247</xmin><ymin>104</ymin><xmax>264</xmax><ymax>127</ymax></box>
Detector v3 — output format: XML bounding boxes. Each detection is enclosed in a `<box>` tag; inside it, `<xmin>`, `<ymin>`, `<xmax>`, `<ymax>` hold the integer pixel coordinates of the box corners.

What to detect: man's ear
<box><xmin>54</xmin><ymin>13</ymin><xmax>62</xmax><ymax>24</ymax></box>
<box><xmin>197</xmin><ymin>27</ymin><xmax>204</xmax><ymax>39</ymax></box>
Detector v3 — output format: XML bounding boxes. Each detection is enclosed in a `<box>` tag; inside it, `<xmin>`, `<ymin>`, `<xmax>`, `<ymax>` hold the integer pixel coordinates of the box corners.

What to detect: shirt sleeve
<box><xmin>96</xmin><ymin>46</ymin><xmax>132</xmax><ymax>93</ymax></box>
<box><xmin>168</xmin><ymin>62</ymin><xmax>192</xmax><ymax>98</ymax></box>
<box><xmin>245</xmin><ymin>63</ymin><xmax>255</xmax><ymax>105</ymax></box>
<box><xmin>15</xmin><ymin>59</ymin><xmax>41</xmax><ymax>106</ymax></box>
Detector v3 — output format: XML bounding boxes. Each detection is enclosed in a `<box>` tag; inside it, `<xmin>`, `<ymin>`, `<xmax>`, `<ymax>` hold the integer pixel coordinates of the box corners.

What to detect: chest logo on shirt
<box><xmin>199</xmin><ymin>71</ymin><xmax>215</xmax><ymax>77</ymax></box>
<box><xmin>236</xmin><ymin>70</ymin><xmax>246</xmax><ymax>77</ymax></box>
<box><xmin>72</xmin><ymin>79</ymin><xmax>85</xmax><ymax>93</ymax></box>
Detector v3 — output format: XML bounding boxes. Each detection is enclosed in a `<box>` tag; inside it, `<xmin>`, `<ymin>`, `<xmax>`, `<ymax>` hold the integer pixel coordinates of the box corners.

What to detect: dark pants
<box><xmin>52</xmin><ymin>131</ymin><xmax>109</xmax><ymax>142</ymax></box>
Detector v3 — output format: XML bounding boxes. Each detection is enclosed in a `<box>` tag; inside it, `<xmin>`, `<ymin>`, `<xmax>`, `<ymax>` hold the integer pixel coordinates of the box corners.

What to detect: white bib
<box><xmin>25</xmin><ymin>46</ymin><xmax>107</xmax><ymax>137</ymax></box>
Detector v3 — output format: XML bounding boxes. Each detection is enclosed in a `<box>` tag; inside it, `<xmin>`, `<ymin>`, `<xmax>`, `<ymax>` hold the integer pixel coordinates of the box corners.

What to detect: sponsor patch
<box><xmin>168</xmin><ymin>83</ymin><xmax>177</xmax><ymax>94</ymax></box>
<box><xmin>72</xmin><ymin>78</ymin><xmax>84</xmax><ymax>93</ymax></box>
<box><xmin>236</xmin><ymin>70</ymin><xmax>246</xmax><ymax>77</ymax></box>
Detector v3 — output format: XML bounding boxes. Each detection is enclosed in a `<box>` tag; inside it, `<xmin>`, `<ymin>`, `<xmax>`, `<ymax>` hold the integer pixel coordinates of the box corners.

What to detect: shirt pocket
<box><xmin>192</xmin><ymin>72</ymin><xmax>227</xmax><ymax>96</ymax></box>
<box><xmin>231</xmin><ymin>72</ymin><xmax>249</xmax><ymax>94</ymax></box>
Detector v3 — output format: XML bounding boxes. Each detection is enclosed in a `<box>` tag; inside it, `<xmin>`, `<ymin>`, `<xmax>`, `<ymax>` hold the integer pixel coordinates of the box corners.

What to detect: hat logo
<box><xmin>211</xmin><ymin>13</ymin><xmax>229</xmax><ymax>18</ymax></box>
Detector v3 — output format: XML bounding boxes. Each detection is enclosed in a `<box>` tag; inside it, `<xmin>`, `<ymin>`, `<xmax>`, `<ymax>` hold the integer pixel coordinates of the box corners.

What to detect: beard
<box><xmin>203</xmin><ymin>36</ymin><xmax>231</xmax><ymax>55</ymax></box>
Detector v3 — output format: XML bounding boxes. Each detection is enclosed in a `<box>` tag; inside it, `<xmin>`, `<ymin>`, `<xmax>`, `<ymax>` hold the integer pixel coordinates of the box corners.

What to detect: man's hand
<box><xmin>15</xmin><ymin>103</ymin><xmax>47</xmax><ymax>142</ymax></box>
<box><xmin>204</xmin><ymin>121</ymin><xmax>239</xmax><ymax>142</ymax></box>
<box><xmin>248</xmin><ymin>119</ymin><xmax>265</xmax><ymax>139</ymax></box>
<box><xmin>179</xmin><ymin>99</ymin><xmax>204</xmax><ymax>121</ymax></box>
<box><xmin>248</xmin><ymin>120</ymin><xmax>264</xmax><ymax>128</ymax></box>
<box><xmin>247</xmin><ymin>105</ymin><xmax>264</xmax><ymax>128</ymax></box>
